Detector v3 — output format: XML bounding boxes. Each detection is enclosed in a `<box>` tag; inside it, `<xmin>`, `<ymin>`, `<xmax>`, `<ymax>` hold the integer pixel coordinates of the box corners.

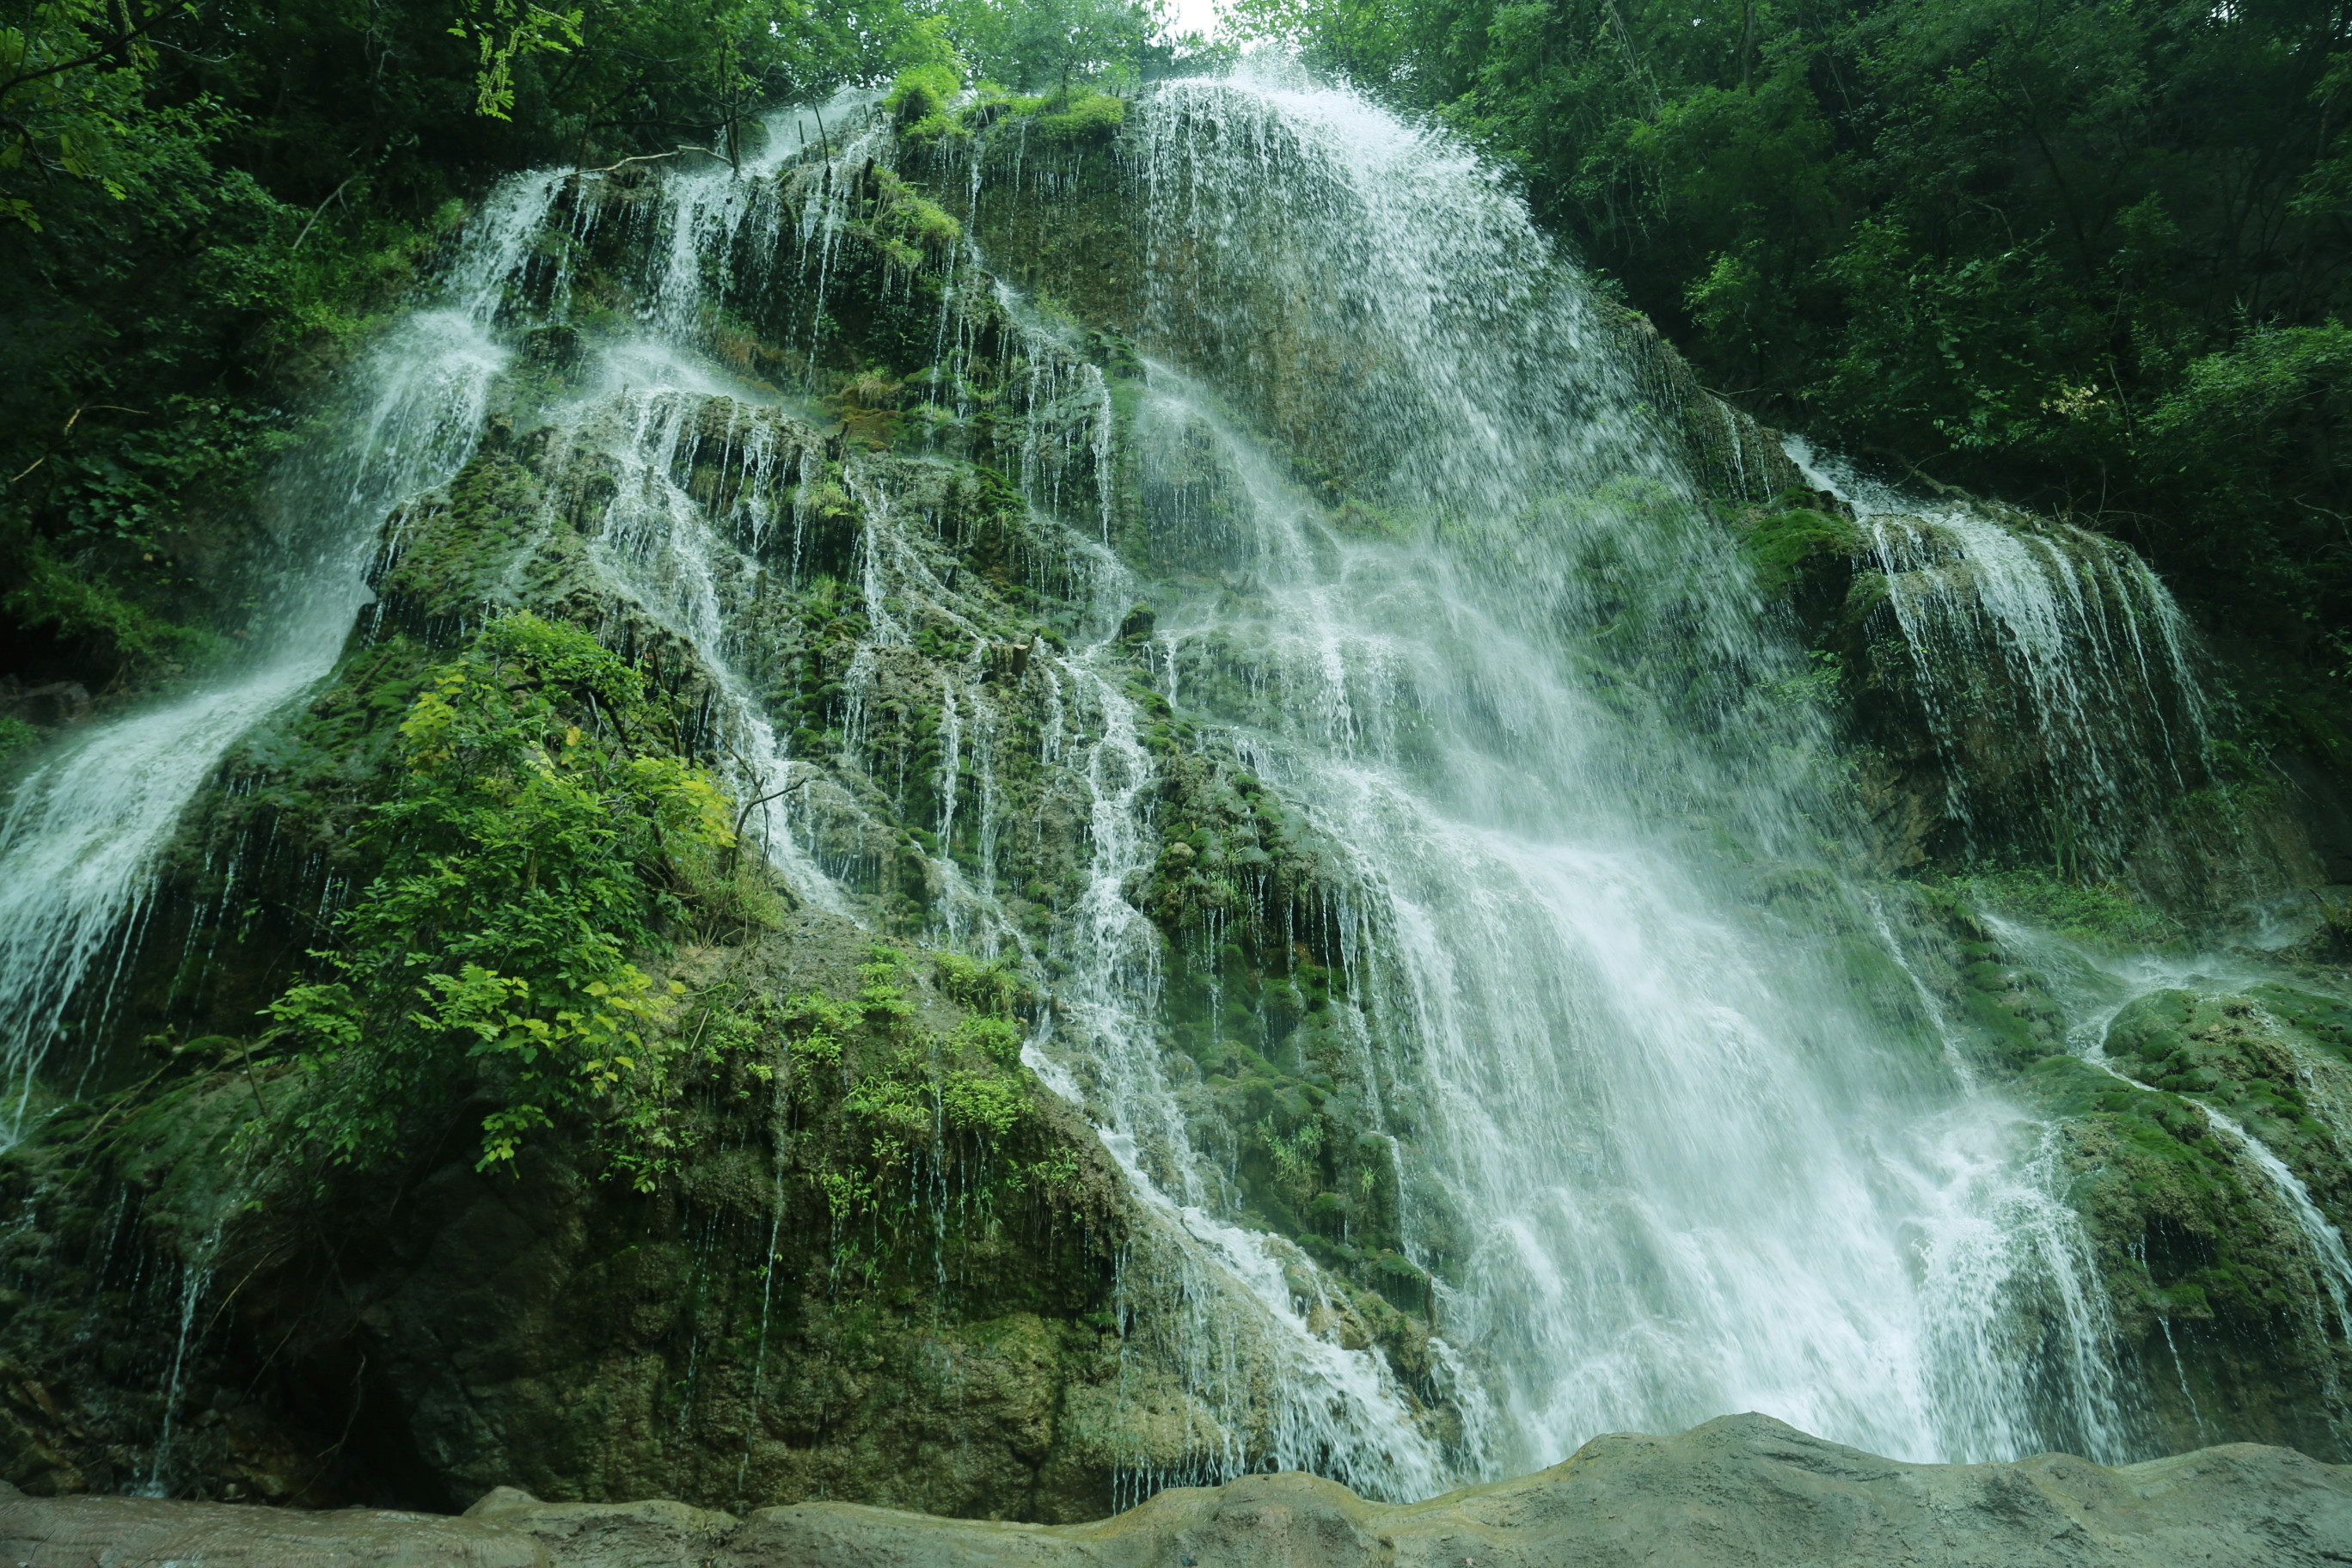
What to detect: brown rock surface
<box><xmin>0</xmin><ymin>1482</ymin><xmax>548</xmax><ymax>1568</ymax></box>
<box><xmin>10</xmin><ymin>1414</ymin><xmax>2352</xmax><ymax>1567</ymax></box>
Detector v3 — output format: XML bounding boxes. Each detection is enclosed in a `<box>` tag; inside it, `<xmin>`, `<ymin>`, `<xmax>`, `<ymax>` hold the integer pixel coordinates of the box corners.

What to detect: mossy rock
<box><xmin>2101</xmin><ymin>987</ymin><xmax>2352</xmax><ymax>1222</ymax></box>
<box><xmin>1734</xmin><ymin>503</ymin><xmax>1865</xmax><ymax>599</ymax></box>
<box><xmin>2008</xmin><ymin>982</ymin><xmax>2352</xmax><ymax>1456</ymax></box>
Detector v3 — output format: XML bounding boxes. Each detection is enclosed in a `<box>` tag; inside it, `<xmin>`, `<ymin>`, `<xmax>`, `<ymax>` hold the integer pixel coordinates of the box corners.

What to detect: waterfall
<box><xmin>0</xmin><ymin>69</ymin><xmax>2258</xmax><ymax>1502</ymax></box>
<box><xmin>1785</xmin><ymin>436</ymin><xmax>2208</xmax><ymax>866</ymax></box>
<box><xmin>0</xmin><ymin>171</ymin><xmax>564</xmax><ymax>1136</ymax></box>
<box><xmin>1081</xmin><ymin>75</ymin><xmax>2136</xmax><ymax>1473</ymax></box>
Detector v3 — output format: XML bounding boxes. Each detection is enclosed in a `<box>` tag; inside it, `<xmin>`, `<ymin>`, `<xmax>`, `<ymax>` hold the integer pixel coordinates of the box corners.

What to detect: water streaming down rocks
<box><xmin>1784</xmin><ymin>438</ymin><xmax>2210</xmax><ymax>873</ymax></box>
<box><xmin>0</xmin><ymin>70</ymin><xmax>2348</xmax><ymax>1519</ymax></box>
<box><xmin>1092</xmin><ymin>79</ymin><xmax>2140</xmax><ymax>1474</ymax></box>
<box><xmin>1952</xmin><ymin>914</ymin><xmax>2352</xmax><ymax>1456</ymax></box>
<box><xmin>0</xmin><ymin>171</ymin><xmax>567</xmax><ymax>1130</ymax></box>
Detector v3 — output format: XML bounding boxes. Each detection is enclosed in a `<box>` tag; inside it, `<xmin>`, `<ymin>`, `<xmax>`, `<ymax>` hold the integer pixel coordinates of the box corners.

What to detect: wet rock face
<box><xmin>1718</xmin><ymin>492</ymin><xmax>2232</xmax><ymax>878</ymax></box>
<box><xmin>8</xmin><ymin>1415</ymin><xmax>2350</xmax><ymax>1568</ymax></box>
<box><xmin>0</xmin><ymin>916</ymin><xmax>1163</xmax><ymax>1520</ymax></box>
<box><xmin>2000</xmin><ymin>980</ymin><xmax>2352</xmax><ymax>1461</ymax></box>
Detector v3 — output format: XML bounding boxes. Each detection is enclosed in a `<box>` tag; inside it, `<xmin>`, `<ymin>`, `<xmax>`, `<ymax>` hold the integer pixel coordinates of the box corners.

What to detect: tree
<box><xmin>1235</xmin><ymin>0</ymin><xmax>2352</xmax><ymax>726</ymax></box>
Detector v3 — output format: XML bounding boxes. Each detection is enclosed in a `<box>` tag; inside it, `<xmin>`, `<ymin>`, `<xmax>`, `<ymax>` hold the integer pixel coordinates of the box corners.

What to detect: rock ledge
<box><xmin>6</xmin><ymin>1414</ymin><xmax>2349</xmax><ymax>1567</ymax></box>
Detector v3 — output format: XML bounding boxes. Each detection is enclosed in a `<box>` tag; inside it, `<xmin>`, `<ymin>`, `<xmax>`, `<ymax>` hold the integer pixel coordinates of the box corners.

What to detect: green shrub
<box><xmin>887</xmin><ymin>62</ymin><xmax>964</xmax><ymax>125</ymax></box>
<box><xmin>0</xmin><ymin>717</ymin><xmax>38</xmax><ymax>769</ymax></box>
<box><xmin>1032</xmin><ymin>90</ymin><xmax>1125</xmax><ymax>144</ymax></box>
<box><xmin>263</xmin><ymin>614</ymin><xmax>767</xmax><ymax>1186</ymax></box>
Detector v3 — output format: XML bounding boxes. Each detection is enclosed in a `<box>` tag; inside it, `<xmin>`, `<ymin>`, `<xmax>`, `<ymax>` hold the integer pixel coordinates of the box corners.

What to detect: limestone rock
<box><xmin>460</xmin><ymin>1488</ymin><xmax>734</xmax><ymax>1568</ymax></box>
<box><xmin>6</xmin><ymin>1416</ymin><xmax>2347</xmax><ymax>1568</ymax></box>
<box><xmin>0</xmin><ymin>1479</ymin><xmax>548</xmax><ymax>1568</ymax></box>
<box><xmin>709</xmin><ymin>1414</ymin><xmax>2352</xmax><ymax>1567</ymax></box>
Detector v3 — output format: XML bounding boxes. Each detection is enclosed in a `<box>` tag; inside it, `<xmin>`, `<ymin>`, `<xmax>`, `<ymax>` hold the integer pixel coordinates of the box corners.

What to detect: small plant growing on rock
<box><xmin>260</xmin><ymin>614</ymin><xmax>769</xmax><ymax>1189</ymax></box>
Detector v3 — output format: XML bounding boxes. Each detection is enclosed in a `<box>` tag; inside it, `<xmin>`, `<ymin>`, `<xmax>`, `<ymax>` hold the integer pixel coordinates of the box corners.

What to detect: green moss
<box><xmin>1032</xmin><ymin>91</ymin><xmax>1127</xmax><ymax>145</ymax></box>
<box><xmin>1733</xmin><ymin>503</ymin><xmax>1864</xmax><ymax>597</ymax></box>
<box><xmin>1948</xmin><ymin>942</ymin><xmax>2067</xmax><ymax>1070</ymax></box>
<box><xmin>1952</xmin><ymin>867</ymin><xmax>2182</xmax><ymax>948</ymax></box>
<box><xmin>1994</xmin><ymin>977</ymin><xmax>2352</xmax><ymax>1452</ymax></box>
<box><xmin>2248</xmin><ymin>983</ymin><xmax>2352</xmax><ymax>1058</ymax></box>
<box><xmin>2101</xmin><ymin>987</ymin><xmax>2350</xmax><ymax>1187</ymax></box>
<box><xmin>1840</xmin><ymin>568</ymin><xmax>1890</xmax><ymax>624</ymax></box>
<box><xmin>369</xmin><ymin>442</ymin><xmax>547</xmax><ymax>623</ymax></box>
<box><xmin>2017</xmin><ymin>1053</ymin><xmax>2286</xmax><ymax>1315</ymax></box>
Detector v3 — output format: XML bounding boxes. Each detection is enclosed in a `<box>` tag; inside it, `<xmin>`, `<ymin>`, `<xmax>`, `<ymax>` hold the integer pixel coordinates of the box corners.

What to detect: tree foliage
<box><xmin>1241</xmin><ymin>0</ymin><xmax>2352</xmax><ymax>731</ymax></box>
<box><xmin>0</xmin><ymin>2</ymin><xmax>1193</xmax><ymax>697</ymax></box>
<box><xmin>264</xmin><ymin>614</ymin><xmax>767</xmax><ymax>1185</ymax></box>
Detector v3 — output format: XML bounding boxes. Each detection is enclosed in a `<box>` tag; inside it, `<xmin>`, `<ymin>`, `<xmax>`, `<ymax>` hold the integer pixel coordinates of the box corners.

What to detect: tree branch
<box><xmin>291</xmin><ymin>176</ymin><xmax>353</xmax><ymax>251</ymax></box>
<box><xmin>0</xmin><ymin>2</ymin><xmax>209</xmax><ymax>107</ymax></box>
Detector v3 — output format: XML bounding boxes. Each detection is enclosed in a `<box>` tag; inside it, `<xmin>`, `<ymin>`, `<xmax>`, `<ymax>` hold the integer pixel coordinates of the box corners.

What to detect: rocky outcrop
<box><xmin>7</xmin><ymin>1415</ymin><xmax>2349</xmax><ymax>1568</ymax></box>
<box><xmin>0</xmin><ymin>910</ymin><xmax>1259</xmax><ymax>1520</ymax></box>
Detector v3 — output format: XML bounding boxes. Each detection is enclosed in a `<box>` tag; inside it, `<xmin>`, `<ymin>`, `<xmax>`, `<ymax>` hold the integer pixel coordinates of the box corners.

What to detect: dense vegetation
<box><xmin>0</xmin><ymin>0</ymin><xmax>1198</xmax><ymax>725</ymax></box>
<box><xmin>5</xmin><ymin>0</ymin><xmax>2345</xmax><ymax>762</ymax></box>
<box><xmin>1235</xmin><ymin>0</ymin><xmax>2352</xmax><ymax>755</ymax></box>
<box><xmin>261</xmin><ymin>613</ymin><xmax>760</xmax><ymax>1184</ymax></box>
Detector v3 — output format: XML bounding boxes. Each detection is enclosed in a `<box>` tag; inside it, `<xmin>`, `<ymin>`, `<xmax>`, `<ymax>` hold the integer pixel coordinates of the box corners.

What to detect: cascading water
<box><xmin>1087</xmin><ymin>77</ymin><xmax>2134</xmax><ymax>1473</ymax></box>
<box><xmin>543</xmin><ymin>119</ymin><xmax>1458</xmax><ymax>1490</ymax></box>
<box><xmin>0</xmin><ymin>66</ymin><xmax>2295</xmax><ymax>1505</ymax></box>
<box><xmin>1784</xmin><ymin>437</ymin><xmax>2208</xmax><ymax>867</ymax></box>
<box><xmin>0</xmin><ymin>171</ymin><xmax>564</xmax><ymax>1134</ymax></box>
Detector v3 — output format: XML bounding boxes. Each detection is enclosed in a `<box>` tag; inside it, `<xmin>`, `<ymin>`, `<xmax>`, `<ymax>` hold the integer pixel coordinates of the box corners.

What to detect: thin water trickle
<box><xmin>141</xmin><ymin>1228</ymin><xmax>222</xmax><ymax>1498</ymax></box>
<box><xmin>2069</xmin><ymin>992</ymin><xmax>2352</xmax><ymax>1441</ymax></box>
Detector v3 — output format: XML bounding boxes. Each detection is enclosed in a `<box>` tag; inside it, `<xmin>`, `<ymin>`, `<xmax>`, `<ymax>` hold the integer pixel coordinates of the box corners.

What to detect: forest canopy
<box><xmin>3</xmin><ymin>0</ymin><xmax>2345</xmax><ymax>755</ymax></box>
<box><xmin>0</xmin><ymin>0</ymin><xmax>1196</xmax><ymax>701</ymax></box>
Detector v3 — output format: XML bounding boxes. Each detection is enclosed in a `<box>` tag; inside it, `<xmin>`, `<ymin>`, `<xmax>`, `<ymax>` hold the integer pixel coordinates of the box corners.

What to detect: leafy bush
<box><xmin>264</xmin><ymin>614</ymin><xmax>770</xmax><ymax>1186</ymax></box>
<box><xmin>0</xmin><ymin>717</ymin><xmax>37</xmax><ymax>768</ymax></box>
<box><xmin>869</xmin><ymin>168</ymin><xmax>962</xmax><ymax>263</ymax></box>
<box><xmin>887</xmin><ymin>64</ymin><xmax>965</xmax><ymax>125</ymax></box>
<box><xmin>1032</xmin><ymin>89</ymin><xmax>1126</xmax><ymax>144</ymax></box>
